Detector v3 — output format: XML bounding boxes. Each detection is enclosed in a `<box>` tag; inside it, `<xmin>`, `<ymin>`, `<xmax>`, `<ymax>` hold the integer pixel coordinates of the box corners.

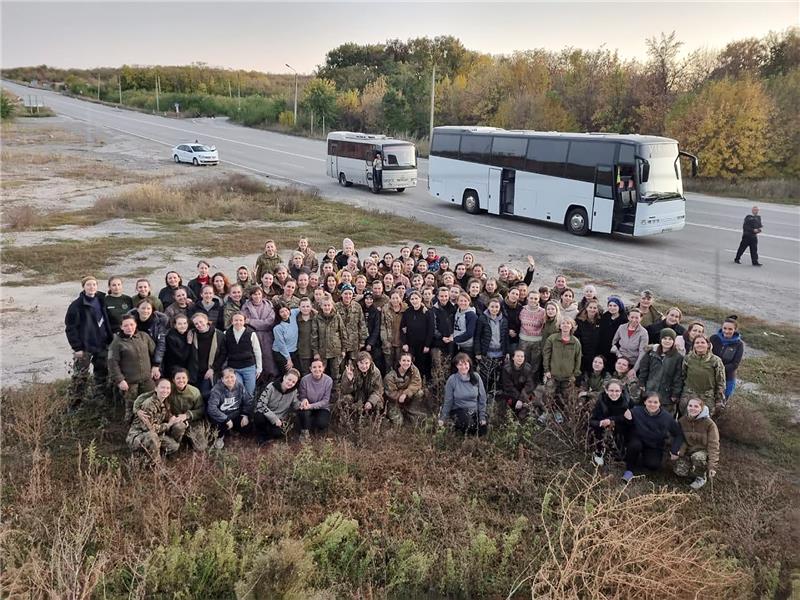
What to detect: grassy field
<box><xmin>684</xmin><ymin>177</ymin><xmax>800</xmax><ymax>206</ymax></box>
<box><xmin>1</xmin><ymin>174</ymin><xmax>466</xmax><ymax>284</ymax></box>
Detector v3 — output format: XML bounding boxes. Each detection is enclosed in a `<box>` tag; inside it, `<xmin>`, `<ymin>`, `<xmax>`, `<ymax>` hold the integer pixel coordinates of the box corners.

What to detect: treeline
<box><xmin>310</xmin><ymin>30</ymin><xmax>799</xmax><ymax>180</ymax></box>
<box><xmin>3</xmin><ymin>28</ymin><xmax>798</xmax><ymax>180</ymax></box>
<box><xmin>0</xmin><ymin>63</ymin><xmax>311</xmax><ymax>127</ymax></box>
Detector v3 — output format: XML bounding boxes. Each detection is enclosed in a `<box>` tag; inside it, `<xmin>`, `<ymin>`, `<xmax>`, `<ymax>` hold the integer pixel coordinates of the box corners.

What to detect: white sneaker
<box><xmin>537</xmin><ymin>412</ymin><xmax>549</xmax><ymax>425</ymax></box>
<box><xmin>213</xmin><ymin>437</ymin><xmax>225</xmax><ymax>450</ymax></box>
<box><xmin>689</xmin><ymin>476</ymin><xmax>706</xmax><ymax>491</ymax></box>
<box><xmin>592</xmin><ymin>453</ymin><xmax>605</xmax><ymax>467</ymax></box>
<box><xmin>554</xmin><ymin>411</ymin><xmax>564</xmax><ymax>424</ymax></box>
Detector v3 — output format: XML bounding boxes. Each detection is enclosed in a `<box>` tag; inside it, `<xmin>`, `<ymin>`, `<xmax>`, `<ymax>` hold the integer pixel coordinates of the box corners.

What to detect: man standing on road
<box><xmin>734</xmin><ymin>206</ymin><xmax>763</xmax><ymax>266</ymax></box>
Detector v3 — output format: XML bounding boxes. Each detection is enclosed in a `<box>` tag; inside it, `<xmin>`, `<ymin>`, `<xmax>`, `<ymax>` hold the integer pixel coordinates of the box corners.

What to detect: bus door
<box><xmin>328</xmin><ymin>143</ymin><xmax>337</xmax><ymax>178</ymax></box>
<box><xmin>488</xmin><ymin>168</ymin><xmax>502</xmax><ymax>214</ymax></box>
<box><xmin>591</xmin><ymin>164</ymin><xmax>615</xmax><ymax>234</ymax></box>
<box><xmin>500</xmin><ymin>169</ymin><xmax>516</xmax><ymax>215</ymax></box>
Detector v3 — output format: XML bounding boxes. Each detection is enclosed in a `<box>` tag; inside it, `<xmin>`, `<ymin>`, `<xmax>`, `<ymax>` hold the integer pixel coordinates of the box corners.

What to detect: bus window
<box><xmin>431</xmin><ymin>133</ymin><xmax>461</xmax><ymax>159</ymax></box>
<box><xmin>383</xmin><ymin>145</ymin><xmax>416</xmax><ymax>167</ymax></box>
<box><xmin>566</xmin><ymin>141</ymin><xmax>616</xmax><ymax>183</ymax></box>
<box><xmin>459</xmin><ymin>135</ymin><xmax>492</xmax><ymax>163</ymax></box>
<box><xmin>619</xmin><ymin>144</ymin><xmax>635</xmax><ymax>164</ymax></box>
<box><xmin>491</xmin><ymin>137</ymin><xmax>527</xmax><ymax>170</ymax></box>
<box><xmin>526</xmin><ymin>139</ymin><xmax>568</xmax><ymax>177</ymax></box>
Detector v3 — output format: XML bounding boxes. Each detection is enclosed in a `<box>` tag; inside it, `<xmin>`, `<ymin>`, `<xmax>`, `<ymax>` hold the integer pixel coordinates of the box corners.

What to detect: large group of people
<box><xmin>64</xmin><ymin>236</ymin><xmax>741</xmax><ymax>489</ymax></box>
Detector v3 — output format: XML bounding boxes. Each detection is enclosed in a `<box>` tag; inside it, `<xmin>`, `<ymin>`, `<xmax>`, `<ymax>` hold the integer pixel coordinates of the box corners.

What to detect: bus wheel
<box><xmin>338</xmin><ymin>173</ymin><xmax>351</xmax><ymax>187</ymax></box>
<box><xmin>566</xmin><ymin>207</ymin><xmax>590</xmax><ymax>236</ymax></box>
<box><xmin>396</xmin><ymin>188</ymin><xmax>405</xmax><ymax>193</ymax></box>
<box><xmin>463</xmin><ymin>191</ymin><xmax>480</xmax><ymax>214</ymax></box>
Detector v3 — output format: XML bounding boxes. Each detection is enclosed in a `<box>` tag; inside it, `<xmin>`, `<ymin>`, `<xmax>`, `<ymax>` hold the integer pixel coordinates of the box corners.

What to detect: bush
<box><xmin>278</xmin><ymin>110</ymin><xmax>295</xmax><ymax>127</ymax></box>
<box><xmin>305</xmin><ymin>513</ymin><xmax>372</xmax><ymax>588</ymax></box>
<box><xmin>236</xmin><ymin>538</ymin><xmax>319</xmax><ymax>600</ymax></box>
<box><xmin>1</xmin><ymin>89</ymin><xmax>16</xmax><ymax>120</ymax></box>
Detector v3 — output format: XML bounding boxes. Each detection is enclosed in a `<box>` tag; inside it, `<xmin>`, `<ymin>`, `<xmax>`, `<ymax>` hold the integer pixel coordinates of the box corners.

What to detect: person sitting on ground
<box><xmin>254</xmin><ymin>369</ymin><xmax>301</xmax><ymax>443</ymax></box>
<box><xmin>207</xmin><ymin>368</ymin><xmax>252</xmax><ymax>449</ymax></box>
<box><xmin>126</xmin><ymin>378</ymin><xmax>182</xmax><ymax>463</ymax></box>
<box><xmin>384</xmin><ymin>352</ymin><xmax>426</xmax><ymax>426</ymax></box>
<box><xmin>579</xmin><ymin>355</ymin><xmax>607</xmax><ymax>404</ymax></box>
<box><xmin>621</xmin><ymin>392</ymin><xmax>684</xmax><ymax>483</ymax></box>
<box><xmin>605</xmin><ymin>356</ymin><xmax>641</xmax><ymax>405</ymax></box>
<box><xmin>675</xmin><ymin>397</ymin><xmax>720</xmax><ymax>491</ymax></box>
<box><xmin>108</xmin><ymin>314</ymin><xmax>156</xmax><ymax>423</ymax></box>
<box><xmin>710</xmin><ymin>315</ymin><xmax>744</xmax><ymax>401</ymax></box>
<box><xmin>588</xmin><ymin>378</ymin><xmax>631</xmax><ymax>467</ymax></box>
<box><xmin>297</xmin><ymin>359</ymin><xmax>333</xmax><ymax>439</ymax></box>
<box><xmin>438</xmin><ymin>353</ymin><xmax>488</xmax><ymax>436</ymax></box>
<box><xmin>167</xmin><ymin>368</ymin><xmax>208</xmax><ymax>451</ymax></box>
<box><xmin>341</xmin><ymin>351</ymin><xmax>384</xmax><ymax>417</ymax></box>
<box><xmin>499</xmin><ymin>349</ymin><xmax>537</xmax><ymax>421</ymax></box>
<box><xmin>637</xmin><ymin>328</ymin><xmax>683</xmax><ymax>415</ymax></box>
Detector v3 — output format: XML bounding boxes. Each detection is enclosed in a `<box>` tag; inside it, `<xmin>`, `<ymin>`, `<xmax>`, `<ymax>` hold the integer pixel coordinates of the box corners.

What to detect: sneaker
<box><xmin>554</xmin><ymin>411</ymin><xmax>564</xmax><ymax>424</ymax></box>
<box><xmin>689</xmin><ymin>476</ymin><xmax>707</xmax><ymax>490</ymax></box>
<box><xmin>733</xmin><ymin>258</ymin><xmax>741</xmax><ymax>264</ymax></box>
<box><xmin>537</xmin><ymin>412</ymin><xmax>549</xmax><ymax>425</ymax></box>
<box><xmin>592</xmin><ymin>453</ymin><xmax>605</xmax><ymax>467</ymax></box>
<box><xmin>622</xmin><ymin>470</ymin><xmax>634</xmax><ymax>484</ymax></box>
<box><xmin>213</xmin><ymin>437</ymin><xmax>225</xmax><ymax>450</ymax></box>
<box><xmin>753</xmin><ymin>262</ymin><xmax>763</xmax><ymax>267</ymax></box>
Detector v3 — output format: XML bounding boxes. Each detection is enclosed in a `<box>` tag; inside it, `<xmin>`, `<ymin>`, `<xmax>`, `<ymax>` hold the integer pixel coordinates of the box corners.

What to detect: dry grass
<box><xmin>1</xmin><ymin>205</ymin><xmax>46</xmax><ymax>231</ymax></box>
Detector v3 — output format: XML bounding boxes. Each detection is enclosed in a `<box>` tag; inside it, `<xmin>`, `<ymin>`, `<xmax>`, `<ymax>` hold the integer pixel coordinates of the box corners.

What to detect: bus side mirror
<box><xmin>679</xmin><ymin>151</ymin><xmax>699</xmax><ymax>177</ymax></box>
<box><xmin>635</xmin><ymin>155</ymin><xmax>650</xmax><ymax>183</ymax></box>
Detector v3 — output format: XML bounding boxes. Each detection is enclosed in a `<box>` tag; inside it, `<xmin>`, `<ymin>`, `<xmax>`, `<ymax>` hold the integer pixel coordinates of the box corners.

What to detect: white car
<box><xmin>172</xmin><ymin>143</ymin><xmax>219</xmax><ymax>166</ymax></box>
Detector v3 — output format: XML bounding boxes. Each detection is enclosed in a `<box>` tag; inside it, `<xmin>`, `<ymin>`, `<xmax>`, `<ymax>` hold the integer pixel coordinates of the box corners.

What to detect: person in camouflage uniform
<box><xmin>108</xmin><ymin>314</ymin><xmax>156</xmax><ymax>422</ymax></box>
<box><xmin>311</xmin><ymin>294</ymin><xmax>346</xmax><ymax>380</ymax></box>
<box><xmin>126</xmin><ymin>379</ymin><xmax>183</xmax><ymax>463</ymax></box>
<box><xmin>336</xmin><ymin>285</ymin><xmax>367</xmax><ymax>372</ymax></box>
<box><xmin>341</xmin><ymin>352</ymin><xmax>384</xmax><ymax>416</ymax></box>
<box><xmin>167</xmin><ymin>368</ymin><xmax>208</xmax><ymax>451</ymax></box>
<box><xmin>677</xmin><ymin>335</ymin><xmax>727</xmax><ymax>416</ymax></box>
<box><xmin>542</xmin><ymin>318</ymin><xmax>582</xmax><ymax>422</ymax></box>
<box><xmin>674</xmin><ymin>397</ymin><xmax>720</xmax><ymax>491</ymax></box>
<box><xmin>604</xmin><ymin>356</ymin><xmax>642</xmax><ymax>406</ymax></box>
<box><xmin>254</xmin><ymin>240</ymin><xmax>282</xmax><ymax>283</ymax></box>
<box><xmin>384</xmin><ymin>352</ymin><xmax>427</xmax><ymax>426</ymax></box>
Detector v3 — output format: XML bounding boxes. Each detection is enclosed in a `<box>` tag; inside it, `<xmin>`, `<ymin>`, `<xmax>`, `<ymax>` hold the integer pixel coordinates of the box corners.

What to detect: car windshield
<box><xmin>191</xmin><ymin>145</ymin><xmax>212</xmax><ymax>152</ymax></box>
<box><xmin>382</xmin><ymin>144</ymin><xmax>415</xmax><ymax>167</ymax></box>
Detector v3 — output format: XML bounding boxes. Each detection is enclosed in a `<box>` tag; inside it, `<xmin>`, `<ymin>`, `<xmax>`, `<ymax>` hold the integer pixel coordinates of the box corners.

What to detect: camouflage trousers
<box><xmin>119</xmin><ymin>380</ymin><xmax>156</xmax><ymax>423</ymax></box>
<box><xmin>69</xmin><ymin>351</ymin><xmax>109</xmax><ymax>407</ymax></box>
<box><xmin>674</xmin><ymin>450</ymin><xmax>708</xmax><ymax>477</ymax></box>
<box><xmin>544</xmin><ymin>376</ymin><xmax>576</xmax><ymax>410</ymax></box>
<box><xmin>385</xmin><ymin>390</ymin><xmax>428</xmax><ymax>426</ymax></box>
<box><xmin>126</xmin><ymin>428</ymin><xmax>180</xmax><ymax>460</ymax></box>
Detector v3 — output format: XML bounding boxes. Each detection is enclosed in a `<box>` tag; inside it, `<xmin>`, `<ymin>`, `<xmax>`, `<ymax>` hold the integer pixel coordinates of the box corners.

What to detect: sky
<box><xmin>1</xmin><ymin>1</ymin><xmax>797</xmax><ymax>74</ymax></box>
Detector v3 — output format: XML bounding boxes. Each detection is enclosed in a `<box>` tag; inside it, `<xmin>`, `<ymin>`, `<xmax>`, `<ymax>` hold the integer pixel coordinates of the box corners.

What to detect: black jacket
<box><xmin>187</xmin><ymin>277</ymin><xmax>210</xmax><ymax>300</ymax></box>
<box><xmin>743</xmin><ymin>214</ymin><xmax>762</xmax><ymax>235</ymax></box>
<box><xmin>188</xmin><ymin>297</ymin><xmax>225</xmax><ymax>331</ymax></box>
<box><xmin>646</xmin><ymin>319</ymin><xmax>686</xmax><ymax>345</ymax></box>
<box><xmin>162</xmin><ymin>328</ymin><xmax>196</xmax><ymax>378</ymax></box>
<box><xmin>214</xmin><ymin>326</ymin><xmax>258</xmax><ymax>371</ymax></box>
<box><xmin>598</xmin><ymin>312</ymin><xmax>628</xmax><ymax>358</ymax></box>
<box><xmin>575</xmin><ymin>318</ymin><xmax>602</xmax><ymax>364</ymax></box>
<box><xmin>431</xmin><ymin>303</ymin><xmax>455</xmax><ymax>350</ymax></box>
<box><xmin>65</xmin><ymin>291</ymin><xmax>113</xmax><ymax>354</ymax></box>
<box><xmin>130</xmin><ymin>309</ymin><xmax>169</xmax><ymax>367</ymax></box>
<box><xmin>503</xmin><ymin>301</ymin><xmax>523</xmax><ymax>339</ymax></box>
<box><xmin>500</xmin><ymin>362</ymin><xmax>535</xmax><ymax>403</ymax></box>
<box><xmin>589</xmin><ymin>390</ymin><xmax>630</xmax><ymax>428</ymax></box>
<box><xmin>363</xmin><ymin>304</ymin><xmax>382</xmax><ymax>349</ymax></box>
<box><xmin>628</xmin><ymin>405</ymin><xmax>683</xmax><ymax>452</ymax></box>
<box><xmin>158</xmin><ymin>284</ymin><xmax>196</xmax><ymax>308</ymax></box>
<box><xmin>475</xmin><ymin>311</ymin><xmax>510</xmax><ymax>357</ymax></box>
<box><xmin>400</xmin><ymin>306</ymin><xmax>434</xmax><ymax>348</ymax></box>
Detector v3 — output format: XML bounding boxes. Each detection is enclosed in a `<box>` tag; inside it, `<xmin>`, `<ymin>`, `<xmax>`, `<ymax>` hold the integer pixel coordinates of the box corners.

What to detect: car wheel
<box><xmin>566</xmin><ymin>207</ymin><xmax>590</xmax><ymax>236</ymax></box>
<box><xmin>338</xmin><ymin>173</ymin><xmax>348</xmax><ymax>187</ymax></box>
<box><xmin>396</xmin><ymin>188</ymin><xmax>405</xmax><ymax>193</ymax></box>
<box><xmin>463</xmin><ymin>190</ymin><xmax>480</xmax><ymax>214</ymax></box>
<box><xmin>193</xmin><ymin>158</ymin><xmax>199</xmax><ymax>166</ymax></box>
<box><xmin>173</xmin><ymin>154</ymin><xmax>180</xmax><ymax>164</ymax></box>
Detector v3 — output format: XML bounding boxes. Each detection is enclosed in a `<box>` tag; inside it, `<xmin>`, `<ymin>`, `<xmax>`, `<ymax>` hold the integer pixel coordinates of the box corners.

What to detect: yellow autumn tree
<box><xmin>666</xmin><ymin>77</ymin><xmax>772</xmax><ymax>180</ymax></box>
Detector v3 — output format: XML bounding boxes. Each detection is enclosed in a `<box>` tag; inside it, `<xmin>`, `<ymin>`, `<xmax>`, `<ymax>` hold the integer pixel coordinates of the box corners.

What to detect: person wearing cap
<box><xmin>632</xmin><ymin>290</ymin><xmax>663</xmax><ymax>328</ymax></box>
<box><xmin>65</xmin><ymin>275</ymin><xmax>114</xmax><ymax>409</ymax></box>
<box><xmin>734</xmin><ymin>205</ymin><xmax>763</xmax><ymax>266</ymax></box>
<box><xmin>637</xmin><ymin>328</ymin><xmax>683</xmax><ymax>415</ymax></box>
<box><xmin>336</xmin><ymin>284</ymin><xmax>368</xmax><ymax>372</ymax></box>
<box><xmin>598</xmin><ymin>297</ymin><xmax>627</xmax><ymax>370</ymax></box>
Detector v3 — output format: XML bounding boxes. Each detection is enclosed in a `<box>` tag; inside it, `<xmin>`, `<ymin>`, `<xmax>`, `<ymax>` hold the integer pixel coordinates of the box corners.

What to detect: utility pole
<box><xmin>118</xmin><ymin>75</ymin><xmax>122</xmax><ymax>105</ymax></box>
<box><xmin>97</xmin><ymin>74</ymin><xmax>101</xmax><ymax>100</ymax></box>
<box><xmin>429</xmin><ymin>63</ymin><xmax>436</xmax><ymax>142</ymax></box>
<box><xmin>322</xmin><ymin>114</ymin><xmax>325</xmax><ymax>138</ymax></box>
<box><xmin>310</xmin><ymin>109</ymin><xmax>314</xmax><ymax>136</ymax></box>
<box><xmin>285</xmin><ymin>63</ymin><xmax>298</xmax><ymax>125</ymax></box>
<box><xmin>237</xmin><ymin>72</ymin><xmax>241</xmax><ymax>112</ymax></box>
<box><xmin>155</xmin><ymin>74</ymin><xmax>160</xmax><ymax>112</ymax></box>
<box><xmin>228</xmin><ymin>78</ymin><xmax>232</xmax><ymax>99</ymax></box>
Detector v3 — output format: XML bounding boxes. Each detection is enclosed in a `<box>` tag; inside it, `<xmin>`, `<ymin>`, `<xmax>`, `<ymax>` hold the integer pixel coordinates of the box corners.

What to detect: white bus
<box><xmin>428</xmin><ymin>126</ymin><xmax>698</xmax><ymax>236</ymax></box>
<box><xmin>326</xmin><ymin>131</ymin><xmax>418</xmax><ymax>193</ymax></box>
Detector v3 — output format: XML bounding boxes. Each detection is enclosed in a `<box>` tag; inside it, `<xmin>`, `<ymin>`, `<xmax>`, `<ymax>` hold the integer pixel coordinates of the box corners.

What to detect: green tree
<box><xmin>666</xmin><ymin>77</ymin><xmax>772</xmax><ymax>179</ymax></box>
<box><xmin>0</xmin><ymin>90</ymin><xmax>15</xmax><ymax>120</ymax></box>
<box><xmin>382</xmin><ymin>88</ymin><xmax>411</xmax><ymax>133</ymax></box>
<box><xmin>301</xmin><ymin>78</ymin><xmax>338</xmax><ymax>128</ymax></box>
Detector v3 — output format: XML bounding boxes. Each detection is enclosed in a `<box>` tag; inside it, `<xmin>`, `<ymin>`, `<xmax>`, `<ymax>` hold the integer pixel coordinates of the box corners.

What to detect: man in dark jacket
<box><xmin>734</xmin><ymin>205</ymin><xmax>763</xmax><ymax>266</ymax></box>
<box><xmin>64</xmin><ymin>276</ymin><xmax>113</xmax><ymax>408</ymax></box>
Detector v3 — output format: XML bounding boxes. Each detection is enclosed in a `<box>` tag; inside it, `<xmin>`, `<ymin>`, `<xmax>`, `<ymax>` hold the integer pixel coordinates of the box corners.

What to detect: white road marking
<box><xmin>724</xmin><ymin>250</ymin><xmax>800</xmax><ymax>266</ymax></box>
<box><xmin>50</xmin><ymin>96</ymin><xmax>325</xmax><ymax>163</ymax></box>
<box><xmin>686</xmin><ymin>221</ymin><xmax>799</xmax><ymax>242</ymax></box>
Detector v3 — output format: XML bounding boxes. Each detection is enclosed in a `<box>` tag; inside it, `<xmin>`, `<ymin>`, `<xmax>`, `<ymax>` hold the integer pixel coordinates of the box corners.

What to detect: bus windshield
<box><xmin>640</xmin><ymin>143</ymin><xmax>682</xmax><ymax>200</ymax></box>
<box><xmin>382</xmin><ymin>144</ymin><xmax>416</xmax><ymax>168</ymax></box>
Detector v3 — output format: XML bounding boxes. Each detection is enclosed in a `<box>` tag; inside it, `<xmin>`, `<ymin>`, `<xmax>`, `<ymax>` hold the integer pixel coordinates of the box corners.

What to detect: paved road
<box><xmin>4</xmin><ymin>80</ymin><xmax>799</xmax><ymax>324</ymax></box>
